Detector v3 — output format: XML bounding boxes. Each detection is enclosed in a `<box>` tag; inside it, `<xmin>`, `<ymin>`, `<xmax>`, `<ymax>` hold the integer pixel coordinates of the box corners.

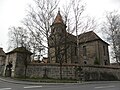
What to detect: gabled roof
<box><xmin>52</xmin><ymin>10</ymin><xmax>64</xmax><ymax>25</ymax></box>
<box><xmin>66</xmin><ymin>33</ymin><xmax>76</xmax><ymax>43</ymax></box>
<box><xmin>0</xmin><ymin>48</ymin><xmax>6</xmax><ymax>56</ymax></box>
<box><xmin>78</xmin><ymin>31</ymin><xmax>109</xmax><ymax>45</ymax></box>
<box><xmin>6</xmin><ymin>47</ymin><xmax>32</xmax><ymax>55</ymax></box>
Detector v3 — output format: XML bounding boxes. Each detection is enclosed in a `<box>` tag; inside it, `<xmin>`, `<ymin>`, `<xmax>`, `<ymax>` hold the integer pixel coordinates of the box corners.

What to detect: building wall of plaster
<box><xmin>49</xmin><ymin>42</ymin><xmax>77</xmax><ymax>64</ymax></box>
<box><xmin>0</xmin><ymin>48</ymin><xmax>6</xmax><ymax>75</ymax></box>
<box><xmin>0</xmin><ymin>65</ymin><xmax>4</xmax><ymax>75</ymax></box>
<box><xmin>0</xmin><ymin>56</ymin><xmax>6</xmax><ymax>75</ymax></box>
<box><xmin>79</xmin><ymin>40</ymin><xmax>110</xmax><ymax>65</ymax></box>
<box><xmin>3</xmin><ymin>53</ymin><xmax>17</xmax><ymax>77</ymax></box>
<box><xmin>13</xmin><ymin>53</ymin><xmax>31</xmax><ymax>77</ymax></box>
<box><xmin>3</xmin><ymin>52</ymin><xmax>31</xmax><ymax>77</ymax></box>
<box><xmin>49</xmin><ymin>39</ymin><xmax>109</xmax><ymax>66</ymax></box>
<box><xmin>97</xmin><ymin>40</ymin><xmax>110</xmax><ymax>65</ymax></box>
<box><xmin>0</xmin><ymin>56</ymin><xmax>6</xmax><ymax>66</ymax></box>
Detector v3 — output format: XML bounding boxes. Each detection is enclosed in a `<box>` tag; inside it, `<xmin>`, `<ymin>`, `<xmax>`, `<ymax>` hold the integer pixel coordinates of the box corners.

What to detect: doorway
<box><xmin>5</xmin><ymin>62</ymin><xmax>12</xmax><ymax>77</ymax></box>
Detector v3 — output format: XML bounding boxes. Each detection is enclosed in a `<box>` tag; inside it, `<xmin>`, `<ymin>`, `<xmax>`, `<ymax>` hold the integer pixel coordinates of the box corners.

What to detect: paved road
<box><xmin>0</xmin><ymin>79</ymin><xmax>120</xmax><ymax>90</ymax></box>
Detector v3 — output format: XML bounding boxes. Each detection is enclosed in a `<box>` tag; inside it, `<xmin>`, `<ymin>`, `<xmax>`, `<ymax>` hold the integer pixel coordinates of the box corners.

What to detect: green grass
<box><xmin>15</xmin><ymin>77</ymin><xmax>78</xmax><ymax>83</ymax></box>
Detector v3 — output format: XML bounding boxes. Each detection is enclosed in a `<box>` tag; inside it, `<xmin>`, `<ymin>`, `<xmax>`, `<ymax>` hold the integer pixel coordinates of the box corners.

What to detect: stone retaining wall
<box><xmin>83</xmin><ymin>65</ymin><xmax>120</xmax><ymax>81</ymax></box>
<box><xmin>26</xmin><ymin>64</ymin><xmax>76</xmax><ymax>79</ymax></box>
<box><xmin>15</xmin><ymin>63</ymin><xmax>120</xmax><ymax>81</ymax></box>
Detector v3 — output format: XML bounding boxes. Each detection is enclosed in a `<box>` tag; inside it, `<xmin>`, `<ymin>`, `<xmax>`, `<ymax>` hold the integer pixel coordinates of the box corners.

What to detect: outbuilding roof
<box><xmin>6</xmin><ymin>47</ymin><xmax>32</xmax><ymax>55</ymax></box>
<box><xmin>0</xmin><ymin>48</ymin><xmax>6</xmax><ymax>57</ymax></box>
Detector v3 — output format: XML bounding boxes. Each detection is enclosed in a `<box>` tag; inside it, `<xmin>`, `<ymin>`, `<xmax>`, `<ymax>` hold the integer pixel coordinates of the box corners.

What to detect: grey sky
<box><xmin>0</xmin><ymin>0</ymin><xmax>120</xmax><ymax>52</ymax></box>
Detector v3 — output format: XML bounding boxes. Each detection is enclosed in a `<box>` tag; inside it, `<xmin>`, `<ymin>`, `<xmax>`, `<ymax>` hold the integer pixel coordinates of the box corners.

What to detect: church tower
<box><xmin>49</xmin><ymin>10</ymin><xmax>67</xmax><ymax>63</ymax></box>
<box><xmin>51</xmin><ymin>10</ymin><xmax>66</xmax><ymax>34</ymax></box>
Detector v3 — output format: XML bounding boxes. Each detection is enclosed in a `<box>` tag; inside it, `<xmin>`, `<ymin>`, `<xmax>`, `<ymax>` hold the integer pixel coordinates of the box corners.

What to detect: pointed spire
<box><xmin>53</xmin><ymin>9</ymin><xmax>64</xmax><ymax>24</ymax></box>
<box><xmin>58</xmin><ymin>7</ymin><xmax>60</xmax><ymax>12</ymax></box>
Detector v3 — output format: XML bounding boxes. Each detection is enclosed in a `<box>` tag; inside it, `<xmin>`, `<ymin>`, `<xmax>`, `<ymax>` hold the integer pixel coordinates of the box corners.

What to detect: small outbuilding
<box><xmin>0</xmin><ymin>48</ymin><xmax>6</xmax><ymax>65</ymax></box>
<box><xmin>3</xmin><ymin>47</ymin><xmax>32</xmax><ymax>77</ymax></box>
<box><xmin>0</xmin><ymin>48</ymin><xmax>6</xmax><ymax>75</ymax></box>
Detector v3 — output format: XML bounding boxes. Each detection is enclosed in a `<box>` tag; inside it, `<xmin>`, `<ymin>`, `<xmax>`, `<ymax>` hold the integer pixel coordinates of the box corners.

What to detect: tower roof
<box><xmin>53</xmin><ymin>10</ymin><xmax>64</xmax><ymax>24</ymax></box>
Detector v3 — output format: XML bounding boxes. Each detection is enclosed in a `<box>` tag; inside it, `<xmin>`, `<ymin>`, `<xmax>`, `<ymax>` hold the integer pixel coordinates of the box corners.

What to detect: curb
<box><xmin>0</xmin><ymin>77</ymin><xmax>120</xmax><ymax>85</ymax></box>
<box><xmin>0</xmin><ymin>77</ymin><xmax>81</xmax><ymax>85</ymax></box>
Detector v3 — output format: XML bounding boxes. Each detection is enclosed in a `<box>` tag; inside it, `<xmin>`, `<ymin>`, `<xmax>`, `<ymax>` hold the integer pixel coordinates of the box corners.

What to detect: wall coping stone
<box><xmin>28</xmin><ymin>63</ymin><xmax>120</xmax><ymax>69</ymax></box>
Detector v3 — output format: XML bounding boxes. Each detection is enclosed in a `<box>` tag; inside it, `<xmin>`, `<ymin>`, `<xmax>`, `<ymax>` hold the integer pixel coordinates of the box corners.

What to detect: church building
<box><xmin>1</xmin><ymin>11</ymin><xmax>119</xmax><ymax>81</ymax></box>
<box><xmin>48</xmin><ymin>11</ymin><xmax>110</xmax><ymax>65</ymax></box>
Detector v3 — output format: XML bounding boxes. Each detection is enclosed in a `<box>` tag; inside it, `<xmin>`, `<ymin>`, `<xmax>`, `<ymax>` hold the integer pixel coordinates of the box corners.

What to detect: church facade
<box><xmin>48</xmin><ymin>11</ymin><xmax>110</xmax><ymax>66</ymax></box>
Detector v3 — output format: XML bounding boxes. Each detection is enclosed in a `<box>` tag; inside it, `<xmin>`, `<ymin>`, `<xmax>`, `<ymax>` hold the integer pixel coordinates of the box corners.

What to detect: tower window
<box><xmin>83</xmin><ymin>46</ymin><xmax>87</xmax><ymax>56</ymax></box>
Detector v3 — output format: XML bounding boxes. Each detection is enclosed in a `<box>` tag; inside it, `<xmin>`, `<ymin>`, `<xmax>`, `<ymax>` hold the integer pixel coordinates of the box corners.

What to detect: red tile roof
<box><xmin>53</xmin><ymin>10</ymin><xmax>64</xmax><ymax>24</ymax></box>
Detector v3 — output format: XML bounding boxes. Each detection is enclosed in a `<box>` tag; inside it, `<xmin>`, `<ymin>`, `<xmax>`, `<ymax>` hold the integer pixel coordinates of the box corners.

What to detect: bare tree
<box><xmin>8</xmin><ymin>26</ymin><xmax>30</xmax><ymax>51</ymax></box>
<box><xmin>73</xmin><ymin>0</ymin><xmax>84</xmax><ymax>63</ymax></box>
<box><xmin>23</xmin><ymin>0</ymin><xmax>59</xmax><ymax>59</ymax></box>
<box><xmin>62</xmin><ymin>0</ymin><xmax>97</xmax><ymax>63</ymax></box>
<box><xmin>102</xmin><ymin>11</ymin><xmax>120</xmax><ymax>65</ymax></box>
<box><xmin>28</xmin><ymin>32</ymin><xmax>44</xmax><ymax>61</ymax></box>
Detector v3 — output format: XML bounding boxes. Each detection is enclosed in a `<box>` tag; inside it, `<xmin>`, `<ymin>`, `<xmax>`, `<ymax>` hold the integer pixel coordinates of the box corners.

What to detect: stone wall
<box><xmin>83</xmin><ymin>65</ymin><xmax>120</xmax><ymax>81</ymax></box>
<box><xmin>26</xmin><ymin>63</ymin><xmax>76</xmax><ymax>79</ymax></box>
<box><xmin>19</xmin><ymin>63</ymin><xmax>120</xmax><ymax>81</ymax></box>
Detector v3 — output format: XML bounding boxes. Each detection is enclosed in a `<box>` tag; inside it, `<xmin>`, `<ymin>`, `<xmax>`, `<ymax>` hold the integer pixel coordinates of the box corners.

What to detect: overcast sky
<box><xmin>0</xmin><ymin>0</ymin><xmax>120</xmax><ymax>52</ymax></box>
